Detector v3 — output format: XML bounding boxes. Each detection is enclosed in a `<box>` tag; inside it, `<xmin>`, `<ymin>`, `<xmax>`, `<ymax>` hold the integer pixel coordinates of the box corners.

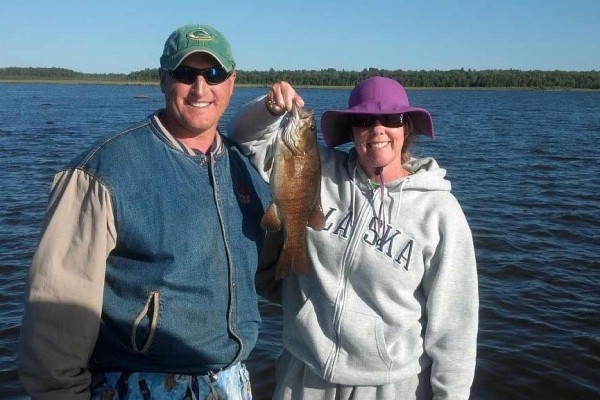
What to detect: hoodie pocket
<box><xmin>284</xmin><ymin>294</ymin><xmax>336</xmax><ymax>372</ymax></box>
<box><xmin>336</xmin><ymin>310</ymin><xmax>393</xmax><ymax>372</ymax></box>
<box><xmin>285</xmin><ymin>296</ymin><xmax>395</xmax><ymax>383</ymax></box>
<box><xmin>131</xmin><ymin>290</ymin><xmax>160</xmax><ymax>353</ymax></box>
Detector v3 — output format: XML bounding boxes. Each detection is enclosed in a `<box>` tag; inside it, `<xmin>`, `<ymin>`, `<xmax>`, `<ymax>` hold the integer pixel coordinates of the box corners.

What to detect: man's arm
<box><xmin>19</xmin><ymin>169</ymin><xmax>116</xmax><ymax>400</ymax></box>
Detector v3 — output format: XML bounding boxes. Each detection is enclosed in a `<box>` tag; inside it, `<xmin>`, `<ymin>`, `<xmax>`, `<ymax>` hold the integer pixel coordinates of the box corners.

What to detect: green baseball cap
<box><xmin>160</xmin><ymin>24</ymin><xmax>236</xmax><ymax>72</ymax></box>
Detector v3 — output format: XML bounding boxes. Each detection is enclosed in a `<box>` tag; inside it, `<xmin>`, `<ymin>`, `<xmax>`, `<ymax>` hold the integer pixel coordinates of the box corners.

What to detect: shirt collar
<box><xmin>152</xmin><ymin>112</ymin><xmax>223</xmax><ymax>156</ymax></box>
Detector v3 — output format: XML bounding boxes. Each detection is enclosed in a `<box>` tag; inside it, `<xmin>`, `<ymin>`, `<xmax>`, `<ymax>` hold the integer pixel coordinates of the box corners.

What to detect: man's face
<box><xmin>159</xmin><ymin>52</ymin><xmax>235</xmax><ymax>140</ymax></box>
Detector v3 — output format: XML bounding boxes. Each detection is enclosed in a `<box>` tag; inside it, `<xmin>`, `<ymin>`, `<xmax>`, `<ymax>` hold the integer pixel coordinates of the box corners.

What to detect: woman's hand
<box><xmin>265</xmin><ymin>81</ymin><xmax>305</xmax><ymax>115</ymax></box>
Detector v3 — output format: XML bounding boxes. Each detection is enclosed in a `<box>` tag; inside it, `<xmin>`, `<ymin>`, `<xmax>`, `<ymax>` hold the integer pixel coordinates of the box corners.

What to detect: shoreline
<box><xmin>1</xmin><ymin>79</ymin><xmax>599</xmax><ymax>91</ymax></box>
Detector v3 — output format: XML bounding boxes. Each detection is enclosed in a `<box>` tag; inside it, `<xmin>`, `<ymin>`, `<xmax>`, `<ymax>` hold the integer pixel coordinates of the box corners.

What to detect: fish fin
<box><xmin>261</xmin><ymin>203</ymin><xmax>282</xmax><ymax>231</ymax></box>
<box><xmin>276</xmin><ymin>245</ymin><xmax>309</xmax><ymax>279</ymax></box>
<box><xmin>307</xmin><ymin>204</ymin><xmax>326</xmax><ymax>231</ymax></box>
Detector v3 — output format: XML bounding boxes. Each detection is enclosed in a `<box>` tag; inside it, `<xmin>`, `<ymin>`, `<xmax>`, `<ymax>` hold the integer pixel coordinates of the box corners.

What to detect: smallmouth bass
<box><xmin>262</xmin><ymin>104</ymin><xmax>325</xmax><ymax>278</ymax></box>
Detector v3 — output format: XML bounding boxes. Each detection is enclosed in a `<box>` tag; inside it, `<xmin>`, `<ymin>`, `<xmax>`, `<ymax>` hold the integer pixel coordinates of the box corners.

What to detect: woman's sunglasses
<box><xmin>351</xmin><ymin>113</ymin><xmax>405</xmax><ymax>128</ymax></box>
<box><xmin>168</xmin><ymin>65</ymin><xmax>231</xmax><ymax>85</ymax></box>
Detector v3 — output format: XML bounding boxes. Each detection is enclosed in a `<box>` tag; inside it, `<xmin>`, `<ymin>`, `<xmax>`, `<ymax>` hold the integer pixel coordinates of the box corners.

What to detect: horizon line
<box><xmin>1</xmin><ymin>66</ymin><xmax>598</xmax><ymax>74</ymax></box>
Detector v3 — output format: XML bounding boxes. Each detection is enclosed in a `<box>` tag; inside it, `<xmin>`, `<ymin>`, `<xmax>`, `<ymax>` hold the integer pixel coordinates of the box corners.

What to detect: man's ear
<box><xmin>159</xmin><ymin>69</ymin><xmax>167</xmax><ymax>94</ymax></box>
<box><xmin>228</xmin><ymin>71</ymin><xmax>237</xmax><ymax>95</ymax></box>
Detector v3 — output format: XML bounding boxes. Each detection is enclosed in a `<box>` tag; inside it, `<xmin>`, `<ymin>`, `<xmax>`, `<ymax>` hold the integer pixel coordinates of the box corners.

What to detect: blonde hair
<box><xmin>401</xmin><ymin>115</ymin><xmax>415</xmax><ymax>164</ymax></box>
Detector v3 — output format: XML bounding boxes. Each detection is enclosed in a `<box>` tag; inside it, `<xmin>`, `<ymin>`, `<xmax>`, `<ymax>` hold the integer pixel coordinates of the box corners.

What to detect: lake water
<box><xmin>1</xmin><ymin>83</ymin><xmax>599</xmax><ymax>399</ymax></box>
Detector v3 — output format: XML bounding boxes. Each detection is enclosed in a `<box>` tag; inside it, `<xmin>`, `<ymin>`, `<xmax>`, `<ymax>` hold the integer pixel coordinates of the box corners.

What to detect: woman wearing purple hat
<box><xmin>230</xmin><ymin>77</ymin><xmax>478</xmax><ymax>400</ymax></box>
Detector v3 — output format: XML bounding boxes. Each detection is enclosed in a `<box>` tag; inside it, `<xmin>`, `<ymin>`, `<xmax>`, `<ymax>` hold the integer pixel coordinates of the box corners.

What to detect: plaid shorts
<box><xmin>91</xmin><ymin>362</ymin><xmax>252</xmax><ymax>400</ymax></box>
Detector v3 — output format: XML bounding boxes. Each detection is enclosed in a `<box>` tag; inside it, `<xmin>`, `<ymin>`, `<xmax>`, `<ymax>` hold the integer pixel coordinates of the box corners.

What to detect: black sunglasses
<box><xmin>168</xmin><ymin>65</ymin><xmax>231</xmax><ymax>85</ymax></box>
<box><xmin>350</xmin><ymin>113</ymin><xmax>405</xmax><ymax>128</ymax></box>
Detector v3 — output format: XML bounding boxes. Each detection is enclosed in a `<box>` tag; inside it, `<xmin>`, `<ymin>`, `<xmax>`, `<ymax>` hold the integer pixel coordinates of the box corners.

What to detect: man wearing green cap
<box><xmin>19</xmin><ymin>24</ymin><xmax>269</xmax><ymax>400</ymax></box>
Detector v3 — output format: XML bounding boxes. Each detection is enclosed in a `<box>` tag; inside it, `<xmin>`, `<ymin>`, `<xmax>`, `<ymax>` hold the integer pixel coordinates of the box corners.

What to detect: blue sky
<box><xmin>1</xmin><ymin>0</ymin><xmax>598</xmax><ymax>73</ymax></box>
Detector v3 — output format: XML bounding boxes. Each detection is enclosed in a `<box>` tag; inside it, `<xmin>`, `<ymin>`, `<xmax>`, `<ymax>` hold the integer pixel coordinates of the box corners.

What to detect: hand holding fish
<box><xmin>265</xmin><ymin>81</ymin><xmax>305</xmax><ymax>116</ymax></box>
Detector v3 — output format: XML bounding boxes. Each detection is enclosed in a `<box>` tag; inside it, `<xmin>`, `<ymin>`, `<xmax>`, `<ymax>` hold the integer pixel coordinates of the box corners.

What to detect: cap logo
<box><xmin>187</xmin><ymin>29</ymin><xmax>213</xmax><ymax>41</ymax></box>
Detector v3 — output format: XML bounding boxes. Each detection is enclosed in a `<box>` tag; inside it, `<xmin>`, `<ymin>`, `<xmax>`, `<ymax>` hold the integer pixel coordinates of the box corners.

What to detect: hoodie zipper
<box><xmin>324</xmin><ymin>184</ymin><xmax>376</xmax><ymax>380</ymax></box>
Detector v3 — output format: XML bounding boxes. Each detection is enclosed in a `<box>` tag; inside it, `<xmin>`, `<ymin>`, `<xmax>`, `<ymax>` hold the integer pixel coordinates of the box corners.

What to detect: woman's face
<box><xmin>351</xmin><ymin>114</ymin><xmax>407</xmax><ymax>177</ymax></box>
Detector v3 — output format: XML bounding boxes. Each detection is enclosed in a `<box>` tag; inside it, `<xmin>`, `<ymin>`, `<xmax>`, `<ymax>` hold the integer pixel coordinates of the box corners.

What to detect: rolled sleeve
<box><xmin>227</xmin><ymin>95</ymin><xmax>283</xmax><ymax>182</ymax></box>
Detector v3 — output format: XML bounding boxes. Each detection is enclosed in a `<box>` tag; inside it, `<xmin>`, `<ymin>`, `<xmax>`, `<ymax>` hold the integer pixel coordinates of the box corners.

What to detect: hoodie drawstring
<box><xmin>375</xmin><ymin>167</ymin><xmax>386</xmax><ymax>239</ymax></box>
<box><xmin>351</xmin><ymin>163</ymin><xmax>358</xmax><ymax>228</ymax></box>
<box><xmin>353</xmin><ymin>162</ymin><xmax>409</xmax><ymax>240</ymax></box>
<box><xmin>394</xmin><ymin>179</ymin><xmax>408</xmax><ymax>222</ymax></box>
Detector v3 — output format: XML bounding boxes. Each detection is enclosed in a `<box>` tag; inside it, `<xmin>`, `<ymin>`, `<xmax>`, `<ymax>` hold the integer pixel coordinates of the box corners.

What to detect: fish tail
<box><xmin>275</xmin><ymin>245</ymin><xmax>309</xmax><ymax>279</ymax></box>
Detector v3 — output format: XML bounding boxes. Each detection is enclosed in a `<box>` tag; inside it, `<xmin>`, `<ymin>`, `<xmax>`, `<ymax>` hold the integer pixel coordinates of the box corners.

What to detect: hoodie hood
<box><xmin>347</xmin><ymin>149</ymin><xmax>452</xmax><ymax>193</ymax></box>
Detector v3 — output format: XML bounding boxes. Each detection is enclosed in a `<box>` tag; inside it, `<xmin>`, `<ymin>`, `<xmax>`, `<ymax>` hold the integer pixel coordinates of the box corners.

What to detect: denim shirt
<box><xmin>72</xmin><ymin>116</ymin><xmax>269</xmax><ymax>373</ymax></box>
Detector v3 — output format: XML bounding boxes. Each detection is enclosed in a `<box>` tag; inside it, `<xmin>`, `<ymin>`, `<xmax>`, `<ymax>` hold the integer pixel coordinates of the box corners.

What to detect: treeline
<box><xmin>2</xmin><ymin>67</ymin><xmax>600</xmax><ymax>89</ymax></box>
<box><xmin>234</xmin><ymin>68</ymin><xmax>600</xmax><ymax>89</ymax></box>
<box><xmin>0</xmin><ymin>67</ymin><xmax>130</xmax><ymax>82</ymax></box>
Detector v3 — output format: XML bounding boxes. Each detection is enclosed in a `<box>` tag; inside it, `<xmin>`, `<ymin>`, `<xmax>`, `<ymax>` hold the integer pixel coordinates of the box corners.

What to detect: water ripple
<box><xmin>2</xmin><ymin>84</ymin><xmax>600</xmax><ymax>399</ymax></box>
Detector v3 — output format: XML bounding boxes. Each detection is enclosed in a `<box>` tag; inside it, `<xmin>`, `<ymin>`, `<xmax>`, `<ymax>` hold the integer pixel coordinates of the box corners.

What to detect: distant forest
<box><xmin>1</xmin><ymin>67</ymin><xmax>600</xmax><ymax>89</ymax></box>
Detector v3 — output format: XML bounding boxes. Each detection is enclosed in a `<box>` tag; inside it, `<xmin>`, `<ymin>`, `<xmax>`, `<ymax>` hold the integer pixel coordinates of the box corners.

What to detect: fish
<box><xmin>262</xmin><ymin>104</ymin><xmax>325</xmax><ymax>279</ymax></box>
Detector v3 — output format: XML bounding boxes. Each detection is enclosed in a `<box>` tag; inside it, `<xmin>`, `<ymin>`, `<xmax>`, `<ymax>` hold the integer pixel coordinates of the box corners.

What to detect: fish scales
<box><xmin>262</xmin><ymin>104</ymin><xmax>325</xmax><ymax>278</ymax></box>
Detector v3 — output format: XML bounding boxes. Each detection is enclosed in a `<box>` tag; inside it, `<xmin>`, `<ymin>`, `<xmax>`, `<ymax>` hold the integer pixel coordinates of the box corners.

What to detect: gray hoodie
<box><xmin>229</xmin><ymin>97</ymin><xmax>478</xmax><ymax>399</ymax></box>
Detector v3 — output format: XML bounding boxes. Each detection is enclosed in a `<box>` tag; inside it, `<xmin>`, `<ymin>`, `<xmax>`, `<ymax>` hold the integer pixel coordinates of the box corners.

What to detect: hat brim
<box><xmin>321</xmin><ymin>107</ymin><xmax>435</xmax><ymax>149</ymax></box>
<box><xmin>164</xmin><ymin>49</ymin><xmax>234</xmax><ymax>72</ymax></box>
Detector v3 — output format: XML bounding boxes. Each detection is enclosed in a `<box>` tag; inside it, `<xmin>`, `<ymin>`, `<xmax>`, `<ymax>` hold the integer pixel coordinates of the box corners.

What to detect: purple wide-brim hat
<box><xmin>321</xmin><ymin>76</ymin><xmax>435</xmax><ymax>148</ymax></box>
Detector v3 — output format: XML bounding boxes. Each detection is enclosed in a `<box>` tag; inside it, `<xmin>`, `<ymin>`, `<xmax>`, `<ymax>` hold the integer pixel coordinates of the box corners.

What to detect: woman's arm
<box><xmin>228</xmin><ymin>81</ymin><xmax>305</xmax><ymax>181</ymax></box>
<box><xmin>422</xmin><ymin>198</ymin><xmax>479</xmax><ymax>400</ymax></box>
<box><xmin>228</xmin><ymin>94</ymin><xmax>284</xmax><ymax>181</ymax></box>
